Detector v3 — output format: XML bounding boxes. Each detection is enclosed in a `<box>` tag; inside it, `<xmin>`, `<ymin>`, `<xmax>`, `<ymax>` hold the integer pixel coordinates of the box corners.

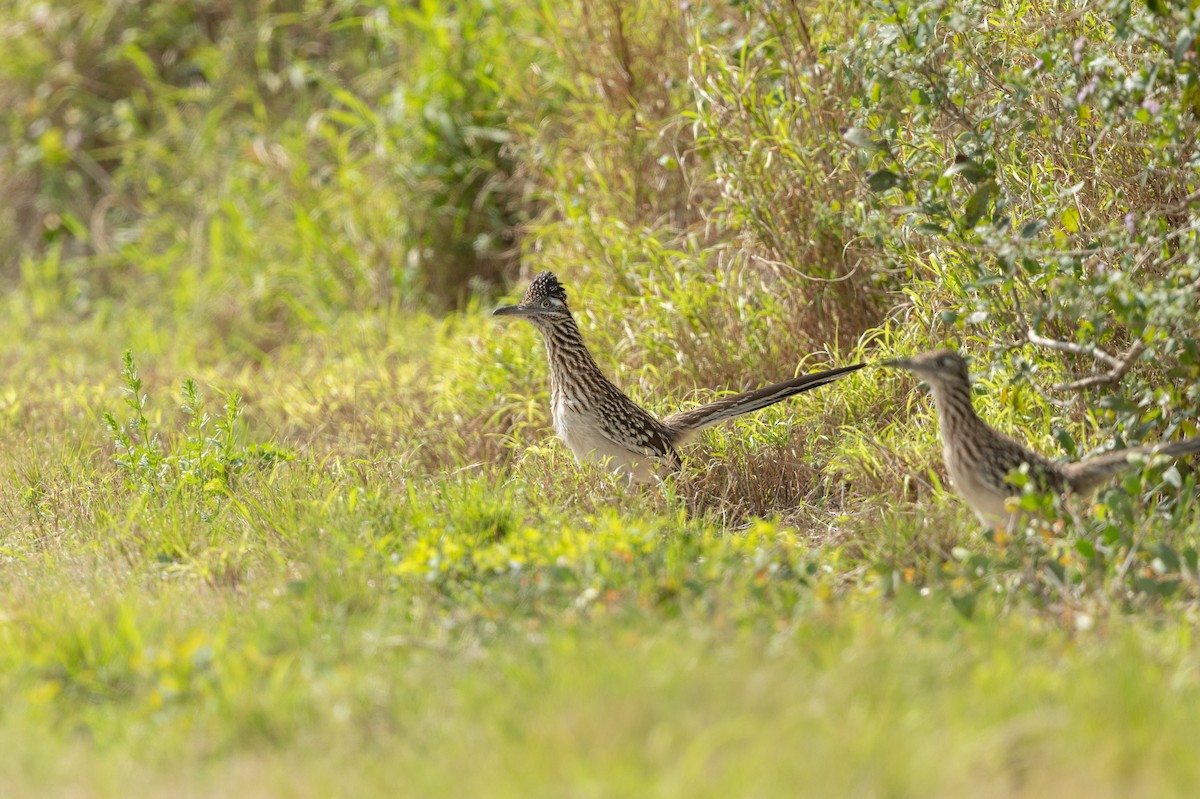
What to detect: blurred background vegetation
<box><xmin>4</xmin><ymin>1</ymin><xmax>1200</xmax><ymax>794</ymax></box>
<box><xmin>3</xmin><ymin>0</ymin><xmax>1198</xmax><ymax>402</ymax></box>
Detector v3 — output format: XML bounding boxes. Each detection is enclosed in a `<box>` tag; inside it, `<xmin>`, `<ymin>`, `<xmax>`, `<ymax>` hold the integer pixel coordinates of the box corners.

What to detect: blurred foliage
<box><xmin>0</xmin><ymin>0</ymin><xmax>534</xmax><ymax>337</ymax></box>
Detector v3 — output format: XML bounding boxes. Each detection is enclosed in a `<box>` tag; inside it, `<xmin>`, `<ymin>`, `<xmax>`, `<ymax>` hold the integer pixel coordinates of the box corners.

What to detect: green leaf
<box><xmin>1099</xmin><ymin>395</ymin><xmax>1140</xmax><ymax>413</ymax></box>
<box><xmin>36</xmin><ymin>127</ymin><xmax>69</xmax><ymax>168</ymax></box>
<box><xmin>1133</xmin><ymin>576</ymin><xmax>1180</xmax><ymax>598</ymax></box>
<box><xmin>950</xmin><ymin>591</ymin><xmax>977</xmax><ymax>620</ymax></box>
<box><xmin>1060</xmin><ymin>207</ymin><xmax>1082</xmax><ymax>232</ymax></box>
<box><xmin>1150</xmin><ymin>543</ymin><xmax>1181</xmax><ymax>572</ymax></box>
<box><xmin>1020</xmin><ymin>219</ymin><xmax>1047</xmax><ymax>239</ymax></box>
<box><xmin>963</xmin><ymin>180</ymin><xmax>997</xmax><ymax>228</ymax></box>
<box><xmin>1054</xmin><ymin>428</ymin><xmax>1077</xmax><ymax>457</ymax></box>
<box><xmin>1019</xmin><ymin>493</ymin><xmax>1042</xmax><ymax>512</ymax></box>
<box><xmin>866</xmin><ymin>169</ymin><xmax>901</xmax><ymax>192</ymax></box>
<box><xmin>121</xmin><ymin>42</ymin><xmax>160</xmax><ymax>81</ymax></box>
<box><xmin>1175</xmin><ymin>30</ymin><xmax>1195</xmax><ymax>64</ymax></box>
<box><xmin>943</xmin><ymin>157</ymin><xmax>988</xmax><ymax>184</ymax></box>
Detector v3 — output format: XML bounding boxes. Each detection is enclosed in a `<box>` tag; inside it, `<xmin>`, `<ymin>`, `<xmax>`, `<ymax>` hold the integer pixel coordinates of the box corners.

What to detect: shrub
<box><xmin>840</xmin><ymin>0</ymin><xmax>1200</xmax><ymax>438</ymax></box>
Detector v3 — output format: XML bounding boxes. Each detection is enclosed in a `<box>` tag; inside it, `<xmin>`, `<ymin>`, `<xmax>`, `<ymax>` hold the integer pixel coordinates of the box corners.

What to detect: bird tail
<box><xmin>660</xmin><ymin>362</ymin><xmax>865</xmax><ymax>444</ymax></box>
<box><xmin>1063</xmin><ymin>436</ymin><xmax>1200</xmax><ymax>494</ymax></box>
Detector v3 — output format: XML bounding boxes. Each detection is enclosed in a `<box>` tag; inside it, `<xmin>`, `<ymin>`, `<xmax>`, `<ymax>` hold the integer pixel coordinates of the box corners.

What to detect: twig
<box><xmin>1026</xmin><ymin>328</ymin><xmax>1122</xmax><ymax>369</ymax></box>
<box><xmin>1026</xmin><ymin>329</ymin><xmax>1146</xmax><ymax>391</ymax></box>
<box><xmin>1052</xmin><ymin>344</ymin><xmax>1142</xmax><ymax>391</ymax></box>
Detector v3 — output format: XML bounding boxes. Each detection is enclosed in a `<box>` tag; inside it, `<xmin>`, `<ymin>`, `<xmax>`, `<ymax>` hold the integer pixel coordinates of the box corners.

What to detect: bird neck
<box><xmin>929</xmin><ymin>379</ymin><xmax>988</xmax><ymax>445</ymax></box>
<box><xmin>537</xmin><ymin>317</ymin><xmax>610</xmax><ymax>398</ymax></box>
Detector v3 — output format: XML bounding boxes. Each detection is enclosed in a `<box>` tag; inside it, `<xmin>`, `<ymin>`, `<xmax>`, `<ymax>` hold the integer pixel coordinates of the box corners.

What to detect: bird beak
<box><xmin>492</xmin><ymin>304</ymin><xmax>527</xmax><ymax>318</ymax></box>
<box><xmin>880</xmin><ymin>356</ymin><xmax>917</xmax><ymax>371</ymax></box>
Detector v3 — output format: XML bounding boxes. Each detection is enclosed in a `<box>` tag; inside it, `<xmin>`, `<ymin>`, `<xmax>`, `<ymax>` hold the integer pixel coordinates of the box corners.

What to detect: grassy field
<box><xmin>3</xmin><ymin>0</ymin><xmax>1200</xmax><ymax>796</ymax></box>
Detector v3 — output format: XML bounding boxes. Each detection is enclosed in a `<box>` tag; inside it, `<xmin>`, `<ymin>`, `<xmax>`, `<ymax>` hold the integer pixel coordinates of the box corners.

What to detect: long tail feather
<box><xmin>660</xmin><ymin>362</ymin><xmax>865</xmax><ymax>444</ymax></box>
<box><xmin>1064</xmin><ymin>436</ymin><xmax>1200</xmax><ymax>494</ymax></box>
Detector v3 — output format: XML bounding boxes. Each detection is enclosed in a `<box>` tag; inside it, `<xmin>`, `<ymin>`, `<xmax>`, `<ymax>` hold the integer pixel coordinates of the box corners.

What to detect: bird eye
<box><xmin>541</xmin><ymin>298</ymin><xmax>554</xmax><ymax>308</ymax></box>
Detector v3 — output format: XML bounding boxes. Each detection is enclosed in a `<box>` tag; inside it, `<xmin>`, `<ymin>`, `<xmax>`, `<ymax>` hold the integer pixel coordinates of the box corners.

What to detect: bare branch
<box><xmin>1051</xmin><ymin>342</ymin><xmax>1143</xmax><ymax>391</ymax></box>
<box><xmin>1026</xmin><ymin>329</ymin><xmax>1146</xmax><ymax>391</ymax></box>
<box><xmin>1026</xmin><ymin>328</ymin><xmax>1123</xmax><ymax>369</ymax></box>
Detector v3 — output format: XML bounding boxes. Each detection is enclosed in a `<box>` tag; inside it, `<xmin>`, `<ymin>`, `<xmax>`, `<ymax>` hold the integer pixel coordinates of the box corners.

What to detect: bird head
<box><xmin>493</xmin><ymin>271</ymin><xmax>573</xmax><ymax>327</ymax></box>
<box><xmin>882</xmin><ymin>348</ymin><xmax>972</xmax><ymax>390</ymax></box>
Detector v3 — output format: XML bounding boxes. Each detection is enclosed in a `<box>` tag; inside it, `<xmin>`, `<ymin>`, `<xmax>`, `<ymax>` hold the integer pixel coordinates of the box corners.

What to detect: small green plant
<box><xmin>103</xmin><ymin>350</ymin><xmax>163</xmax><ymax>491</ymax></box>
<box><xmin>102</xmin><ymin>350</ymin><xmax>290</xmax><ymax>497</ymax></box>
<box><xmin>178</xmin><ymin>377</ymin><xmax>246</xmax><ymax>491</ymax></box>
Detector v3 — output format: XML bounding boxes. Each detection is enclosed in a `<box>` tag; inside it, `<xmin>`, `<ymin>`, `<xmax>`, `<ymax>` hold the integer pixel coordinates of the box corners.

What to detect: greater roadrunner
<box><xmin>884</xmin><ymin>348</ymin><xmax>1200</xmax><ymax>524</ymax></box>
<box><xmin>494</xmin><ymin>271</ymin><xmax>865</xmax><ymax>481</ymax></box>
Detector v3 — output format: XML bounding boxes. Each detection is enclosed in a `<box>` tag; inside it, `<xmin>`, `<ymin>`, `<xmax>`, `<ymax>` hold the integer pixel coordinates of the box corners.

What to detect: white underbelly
<box><xmin>945</xmin><ymin>444</ymin><xmax>1013</xmax><ymax>524</ymax></box>
<box><xmin>552</xmin><ymin>395</ymin><xmax>657</xmax><ymax>481</ymax></box>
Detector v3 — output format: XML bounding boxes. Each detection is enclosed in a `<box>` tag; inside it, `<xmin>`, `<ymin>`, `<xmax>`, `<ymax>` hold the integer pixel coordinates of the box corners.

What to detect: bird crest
<box><xmin>522</xmin><ymin>271</ymin><xmax>569</xmax><ymax>307</ymax></box>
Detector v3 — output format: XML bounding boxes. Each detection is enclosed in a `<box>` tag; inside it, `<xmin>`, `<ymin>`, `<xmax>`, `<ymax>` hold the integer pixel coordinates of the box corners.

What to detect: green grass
<box><xmin>4</xmin><ymin>0</ymin><xmax>1200</xmax><ymax>795</ymax></box>
<box><xmin>4</xmin><ymin>574</ymin><xmax>1200</xmax><ymax>797</ymax></box>
<box><xmin>1</xmin><ymin>319</ymin><xmax>1198</xmax><ymax>797</ymax></box>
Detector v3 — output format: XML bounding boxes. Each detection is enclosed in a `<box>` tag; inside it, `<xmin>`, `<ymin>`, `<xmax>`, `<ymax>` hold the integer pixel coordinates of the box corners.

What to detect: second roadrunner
<box><xmin>884</xmin><ymin>349</ymin><xmax>1200</xmax><ymax>525</ymax></box>
<box><xmin>494</xmin><ymin>272</ymin><xmax>864</xmax><ymax>482</ymax></box>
